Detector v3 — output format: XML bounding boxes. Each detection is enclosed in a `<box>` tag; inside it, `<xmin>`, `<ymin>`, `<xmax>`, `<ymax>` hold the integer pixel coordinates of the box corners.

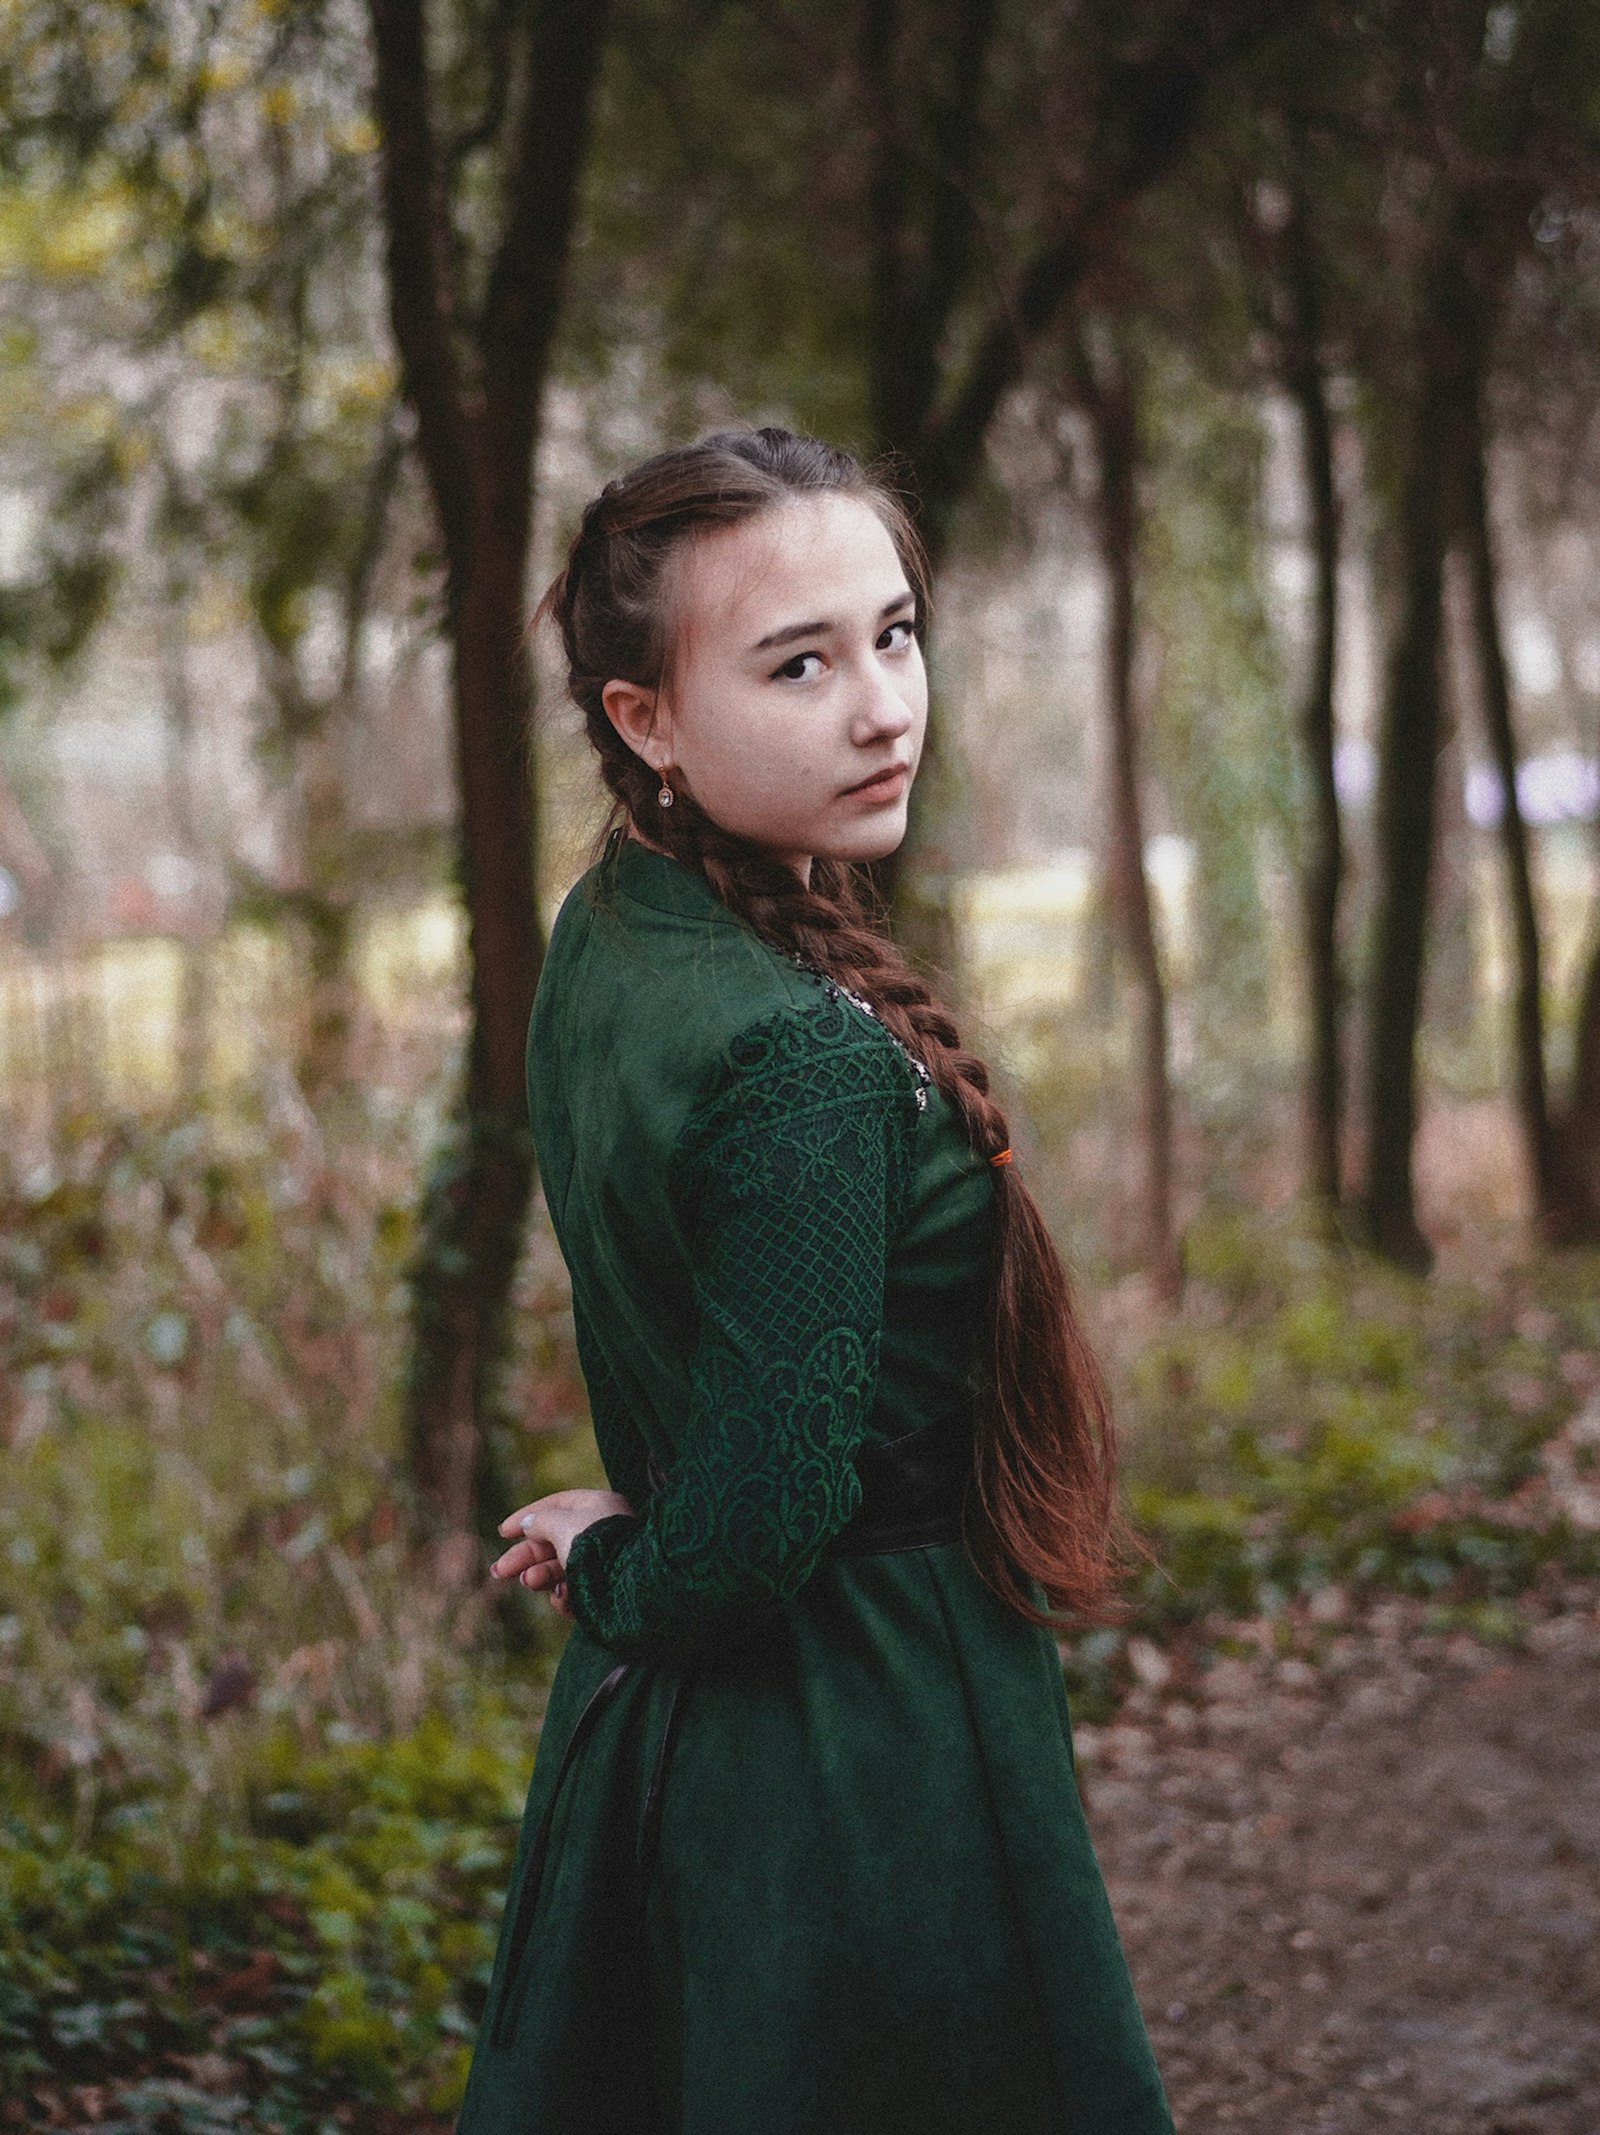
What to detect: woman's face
<box><xmin>601</xmin><ymin>492</ymin><xmax>927</xmax><ymax>884</ymax></box>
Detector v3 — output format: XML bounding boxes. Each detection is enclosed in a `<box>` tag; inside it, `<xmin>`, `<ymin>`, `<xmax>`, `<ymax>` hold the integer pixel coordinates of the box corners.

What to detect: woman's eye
<box><xmin>773</xmin><ymin>651</ymin><xmax>825</xmax><ymax>682</ymax></box>
<box><xmin>878</xmin><ymin>619</ymin><xmax>915</xmax><ymax>652</ymax></box>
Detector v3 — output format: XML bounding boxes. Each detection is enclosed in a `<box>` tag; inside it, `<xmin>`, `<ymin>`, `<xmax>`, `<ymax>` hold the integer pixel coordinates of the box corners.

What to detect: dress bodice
<box><xmin>525</xmin><ymin>831</ymin><xmax>997</xmax><ymax>1662</ymax></box>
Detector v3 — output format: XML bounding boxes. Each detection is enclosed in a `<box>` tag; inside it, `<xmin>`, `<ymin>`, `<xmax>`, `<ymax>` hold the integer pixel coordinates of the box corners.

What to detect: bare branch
<box><xmin>922</xmin><ymin>48</ymin><xmax>1211</xmax><ymax>537</ymax></box>
<box><xmin>861</xmin><ymin>0</ymin><xmax>1004</xmax><ymax>465</ymax></box>
<box><xmin>367</xmin><ymin>0</ymin><xmax>474</xmax><ymax>580</ymax></box>
<box><xmin>480</xmin><ymin>0</ymin><xmax>615</xmax><ymax>517</ymax></box>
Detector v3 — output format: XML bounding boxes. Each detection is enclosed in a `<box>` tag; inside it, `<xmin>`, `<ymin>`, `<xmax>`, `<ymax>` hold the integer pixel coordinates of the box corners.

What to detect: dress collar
<box><xmin>603</xmin><ymin>827</ymin><xmax>745</xmax><ymax>925</ymax></box>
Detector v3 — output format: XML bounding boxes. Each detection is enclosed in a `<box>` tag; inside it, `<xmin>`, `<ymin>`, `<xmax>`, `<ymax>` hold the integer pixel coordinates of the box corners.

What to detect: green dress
<box><xmin>456</xmin><ymin>831</ymin><xmax>1171</xmax><ymax>2135</ymax></box>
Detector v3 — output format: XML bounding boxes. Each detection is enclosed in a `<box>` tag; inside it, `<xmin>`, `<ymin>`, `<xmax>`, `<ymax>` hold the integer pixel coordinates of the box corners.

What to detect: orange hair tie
<box><xmin>989</xmin><ymin>1147</ymin><xmax>1014</xmax><ymax>1167</ymax></box>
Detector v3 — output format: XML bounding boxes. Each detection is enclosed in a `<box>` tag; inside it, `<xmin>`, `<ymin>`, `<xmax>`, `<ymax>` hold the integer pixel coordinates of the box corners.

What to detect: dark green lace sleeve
<box><xmin>562</xmin><ymin>996</ymin><xmax>919</xmax><ymax>1663</ymax></box>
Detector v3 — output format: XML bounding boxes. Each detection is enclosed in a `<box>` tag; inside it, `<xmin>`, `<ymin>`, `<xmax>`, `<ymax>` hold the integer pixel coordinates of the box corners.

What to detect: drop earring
<box><xmin>657</xmin><ymin>766</ymin><xmax>674</xmax><ymax>808</ymax></box>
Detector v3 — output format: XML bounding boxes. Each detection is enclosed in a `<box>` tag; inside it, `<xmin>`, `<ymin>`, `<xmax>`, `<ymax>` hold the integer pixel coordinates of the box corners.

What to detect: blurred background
<box><xmin>2</xmin><ymin>1</ymin><xmax>1599</xmax><ymax>2128</ymax></box>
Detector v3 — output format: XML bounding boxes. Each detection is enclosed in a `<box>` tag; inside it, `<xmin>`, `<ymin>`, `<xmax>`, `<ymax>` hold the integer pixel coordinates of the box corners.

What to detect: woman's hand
<box><xmin>490</xmin><ymin>1488</ymin><xmax>636</xmax><ymax>1618</ymax></box>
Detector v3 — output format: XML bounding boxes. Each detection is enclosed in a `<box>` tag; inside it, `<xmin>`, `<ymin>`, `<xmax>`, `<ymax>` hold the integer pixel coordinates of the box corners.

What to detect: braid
<box><xmin>533</xmin><ymin>424</ymin><xmax>1125</xmax><ymax>1628</ymax></box>
<box><xmin>710</xmin><ymin>840</ymin><xmax>1004</xmax><ymax>1156</ymax></box>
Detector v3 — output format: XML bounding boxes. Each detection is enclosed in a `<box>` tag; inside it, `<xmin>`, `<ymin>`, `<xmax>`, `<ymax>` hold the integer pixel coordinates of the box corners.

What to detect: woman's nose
<box><xmin>851</xmin><ymin>658</ymin><xmax>915</xmax><ymax>739</ymax></box>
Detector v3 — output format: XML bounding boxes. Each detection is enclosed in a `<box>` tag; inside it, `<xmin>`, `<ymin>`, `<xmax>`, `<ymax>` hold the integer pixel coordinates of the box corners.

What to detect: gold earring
<box><xmin>657</xmin><ymin>766</ymin><xmax>674</xmax><ymax>807</ymax></box>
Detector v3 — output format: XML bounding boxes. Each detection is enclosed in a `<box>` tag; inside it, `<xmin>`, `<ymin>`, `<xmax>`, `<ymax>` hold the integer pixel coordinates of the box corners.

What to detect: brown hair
<box><xmin>534</xmin><ymin>425</ymin><xmax>1122</xmax><ymax>1627</ymax></box>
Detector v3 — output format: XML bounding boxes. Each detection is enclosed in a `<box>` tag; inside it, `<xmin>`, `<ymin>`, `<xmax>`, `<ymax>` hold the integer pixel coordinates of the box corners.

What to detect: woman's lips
<box><xmin>842</xmin><ymin>764</ymin><xmax>910</xmax><ymax>800</ymax></box>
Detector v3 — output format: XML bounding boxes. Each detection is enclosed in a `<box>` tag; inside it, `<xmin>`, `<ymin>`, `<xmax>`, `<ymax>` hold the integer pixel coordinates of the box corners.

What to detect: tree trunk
<box><xmin>368</xmin><ymin>0</ymin><xmax>610</xmax><ymax>1556</ymax></box>
<box><xmin>402</xmin><ymin>509</ymin><xmax>543</xmax><ymax>1545</ymax></box>
<box><xmin>1459</xmin><ymin>388</ymin><xmax>1557</xmax><ymax>1232</ymax></box>
<box><xmin>1538</xmin><ymin>562</ymin><xmax>1600</xmax><ymax>1244</ymax></box>
<box><xmin>1275</xmin><ymin>181</ymin><xmax>1345</xmax><ymax>1213</ymax></box>
<box><xmin>295</xmin><ymin>728</ymin><xmax>358</xmax><ymax>1108</ymax></box>
<box><xmin>1427</xmin><ymin>668</ymin><xmax>1479</xmax><ymax>1049</ymax></box>
<box><xmin>1076</xmin><ymin>332</ymin><xmax>1181</xmax><ymax>1301</ymax></box>
<box><xmin>1549</xmin><ymin>912</ymin><xmax>1600</xmax><ymax>1244</ymax></box>
<box><xmin>1359</xmin><ymin>245</ymin><xmax>1479</xmax><ymax>1272</ymax></box>
<box><xmin>297</xmin><ymin>416</ymin><xmax>404</xmax><ymax>1109</ymax></box>
<box><xmin>157</xmin><ymin>573</ymin><xmax>213</xmax><ymax>1105</ymax></box>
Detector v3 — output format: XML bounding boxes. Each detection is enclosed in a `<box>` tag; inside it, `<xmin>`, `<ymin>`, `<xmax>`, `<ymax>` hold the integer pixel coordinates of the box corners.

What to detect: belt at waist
<box><xmin>826</xmin><ymin>1406</ymin><xmax>972</xmax><ymax>1554</ymax></box>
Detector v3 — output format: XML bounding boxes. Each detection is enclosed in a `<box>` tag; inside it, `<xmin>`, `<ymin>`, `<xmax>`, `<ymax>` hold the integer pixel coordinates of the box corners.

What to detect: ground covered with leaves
<box><xmin>1</xmin><ymin>1098</ymin><xmax>1597</xmax><ymax>2129</ymax></box>
<box><xmin>1092</xmin><ymin>1578</ymin><xmax>1600</xmax><ymax>2131</ymax></box>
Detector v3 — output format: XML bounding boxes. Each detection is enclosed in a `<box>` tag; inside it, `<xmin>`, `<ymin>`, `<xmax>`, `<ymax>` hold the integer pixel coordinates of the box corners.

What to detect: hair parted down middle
<box><xmin>532</xmin><ymin>424</ymin><xmax>1126</xmax><ymax>1628</ymax></box>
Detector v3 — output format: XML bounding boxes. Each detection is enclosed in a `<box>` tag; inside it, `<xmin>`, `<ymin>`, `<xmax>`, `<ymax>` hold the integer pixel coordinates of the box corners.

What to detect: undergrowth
<box><xmin>3</xmin><ymin>1105</ymin><xmax>1597</xmax><ymax>2126</ymax></box>
<box><xmin>1060</xmin><ymin>1206</ymin><xmax>1600</xmax><ymax>1721</ymax></box>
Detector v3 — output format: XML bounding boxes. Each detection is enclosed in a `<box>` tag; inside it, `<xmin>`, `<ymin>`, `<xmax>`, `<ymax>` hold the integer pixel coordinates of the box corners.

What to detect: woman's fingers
<box><xmin>486</xmin><ymin>1534</ymin><xmax>572</xmax><ymax>1620</ymax></box>
<box><xmin>489</xmin><ymin>1535</ymin><xmax>557</xmax><ymax>1580</ymax></box>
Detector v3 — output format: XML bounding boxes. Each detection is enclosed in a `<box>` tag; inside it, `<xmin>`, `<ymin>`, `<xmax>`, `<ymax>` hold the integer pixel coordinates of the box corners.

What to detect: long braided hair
<box><xmin>533</xmin><ymin>425</ymin><xmax>1122</xmax><ymax>1627</ymax></box>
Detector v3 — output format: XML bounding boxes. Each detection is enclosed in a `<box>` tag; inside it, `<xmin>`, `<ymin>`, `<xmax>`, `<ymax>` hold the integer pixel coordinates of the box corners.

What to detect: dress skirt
<box><xmin>455</xmin><ymin>1540</ymin><xmax>1173</xmax><ymax>2135</ymax></box>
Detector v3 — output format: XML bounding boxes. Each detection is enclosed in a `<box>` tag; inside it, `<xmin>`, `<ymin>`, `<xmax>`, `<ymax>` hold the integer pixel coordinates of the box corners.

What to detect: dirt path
<box><xmin>1084</xmin><ymin>1584</ymin><xmax>1600</xmax><ymax>2134</ymax></box>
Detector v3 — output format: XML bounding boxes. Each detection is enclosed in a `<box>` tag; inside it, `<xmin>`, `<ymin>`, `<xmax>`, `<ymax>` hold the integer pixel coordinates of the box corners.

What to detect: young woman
<box><xmin>456</xmin><ymin>426</ymin><xmax>1172</xmax><ymax>2135</ymax></box>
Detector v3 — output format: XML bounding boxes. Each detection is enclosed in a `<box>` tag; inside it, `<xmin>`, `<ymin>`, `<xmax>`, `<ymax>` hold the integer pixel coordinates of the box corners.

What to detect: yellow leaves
<box><xmin>317</xmin><ymin>354</ymin><xmax>398</xmax><ymax>412</ymax></box>
<box><xmin>198</xmin><ymin>51</ymin><xmax>252</xmax><ymax>98</ymax></box>
<box><xmin>53</xmin><ymin>392</ymin><xmax>121</xmax><ymax>450</ymax></box>
<box><xmin>0</xmin><ymin>186</ymin><xmax>133</xmax><ymax>280</ymax></box>
<box><xmin>259</xmin><ymin>81</ymin><xmax>299</xmax><ymax>128</ymax></box>
<box><xmin>197</xmin><ymin>201</ymin><xmax>268</xmax><ymax>266</ymax></box>
<box><xmin>184</xmin><ymin>305</ymin><xmax>262</xmax><ymax>372</ymax></box>
<box><xmin>45</xmin><ymin>196</ymin><xmax>133</xmax><ymax>277</ymax></box>
<box><xmin>112</xmin><ymin>426</ymin><xmax>154</xmax><ymax>478</ymax></box>
<box><xmin>331</xmin><ymin>115</ymin><xmax>381</xmax><ymax>158</ymax></box>
<box><xmin>188</xmin><ymin>573</ymin><xmax>248</xmax><ymax>642</ymax></box>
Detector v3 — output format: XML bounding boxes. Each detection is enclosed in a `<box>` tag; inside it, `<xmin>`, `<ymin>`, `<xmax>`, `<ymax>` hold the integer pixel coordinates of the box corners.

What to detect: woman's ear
<box><xmin>601</xmin><ymin>679</ymin><xmax>671</xmax><ymax>773</ymax></box>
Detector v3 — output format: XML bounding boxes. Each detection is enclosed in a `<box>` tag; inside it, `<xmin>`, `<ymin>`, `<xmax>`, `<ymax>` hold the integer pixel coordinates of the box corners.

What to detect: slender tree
<box><xmin>1358</xmin><ymin>0</ymin><xmax>1597</xmax><ymax>1265</ymax></box>
<box><xmin>1458</xmin><ymin>390</ymin><xmax>1557</xmax><ymax>1227</ymax></box>
<box><xmin>1361</xmin><ymin>226</ymin><xmax>1481</xmax><ymax>1269</ymax></box>
<box><xmin>1067</xmin><ymin>321</ymin><xmax>1182</xmax><ymax>1300</ymax></box>
<box><xmin>1550</xmin><ymin>936</ymin><xmax>1600</xmax><ymax>1242</ymax></box>
<box><xmin>365</xmin><ymin>0</ymin><xmax>612</xmax><ymax>1549</ymax></box>
<box><xmin>1238</xmin><ymin>149</ymin><xmax>1346</xmax><ymax>1211</ymax></box>
<box><xmin>857</xmin><ymin>0</ymin><xmax>1281</xmax><ymax>566</ymax></box>
<box><xmin>1489</xmin><ymin>135</ymin><xmax>1600</xmax><ymax>1245</ymax></box>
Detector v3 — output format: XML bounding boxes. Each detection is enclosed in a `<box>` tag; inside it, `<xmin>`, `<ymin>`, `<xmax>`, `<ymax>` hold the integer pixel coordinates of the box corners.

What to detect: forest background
<box><xmin>1</xmin><ymin>0</ymin><xmax>1599</xmax><ymax>2127</ymax></box>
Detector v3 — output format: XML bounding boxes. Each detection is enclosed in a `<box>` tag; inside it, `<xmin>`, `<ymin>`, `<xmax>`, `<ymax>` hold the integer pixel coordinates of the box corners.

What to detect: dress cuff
<box><xmin>562</xmin><ymin>1510</ymin><xmax>647</xmax><ymax>1637</ymax></box>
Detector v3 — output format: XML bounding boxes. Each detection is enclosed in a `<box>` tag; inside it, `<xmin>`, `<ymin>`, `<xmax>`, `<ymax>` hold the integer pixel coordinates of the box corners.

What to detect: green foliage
<box><xmin>0</xmin><ymin>0</ymin><xmax>402</xmax><ymax>759</ymax></box>
<box><xmin>0</xmin><ymin>1093</ymin><xmax>595</xmax><ymax>2123</ymax></box>
<box><xmin>1058</xmin><ymin>1209</ymin><xmax>1600</xmax><ymax>1719</ymax></box>
<box><xmin>4</xmin><ymin>1096</ymin><xmax>1599</xmax><ymax>2115</ymax></box>
<box><xmin>560</xmin><ymin>0</ymin><xmax>873</xmax><ymax>455</ymax></box>
<box><xmin>0</xmin><ymin>1711</ymin><xmax>531</xmax><ymax>2125</ymax></box>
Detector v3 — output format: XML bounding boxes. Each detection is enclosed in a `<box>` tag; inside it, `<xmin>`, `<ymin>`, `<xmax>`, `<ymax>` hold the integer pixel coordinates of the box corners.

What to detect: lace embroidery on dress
<box><xmin>777</xmin><ymin>948</ymin><xmax>934</xmax><ymax>1109</ymax></box>
<box><xmin>560</xmin><ymin>997</ymin><xmax>918</xmax><ymax>1661</ymax></box>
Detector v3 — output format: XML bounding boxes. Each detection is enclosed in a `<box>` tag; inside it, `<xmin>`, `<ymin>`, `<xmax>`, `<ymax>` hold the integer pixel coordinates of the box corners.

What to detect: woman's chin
<box><xmin>818</xmin><ymin>816</ymin><xmax>908</xmax><ymax>868</ymax></box>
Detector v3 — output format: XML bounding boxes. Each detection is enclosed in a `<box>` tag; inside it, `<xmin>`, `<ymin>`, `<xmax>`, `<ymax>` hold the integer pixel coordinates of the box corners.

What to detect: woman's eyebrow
<box><xmin>750</xmin><ymin>588</ymin><xmax>915</xmax><ymax>656</ymax></box>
